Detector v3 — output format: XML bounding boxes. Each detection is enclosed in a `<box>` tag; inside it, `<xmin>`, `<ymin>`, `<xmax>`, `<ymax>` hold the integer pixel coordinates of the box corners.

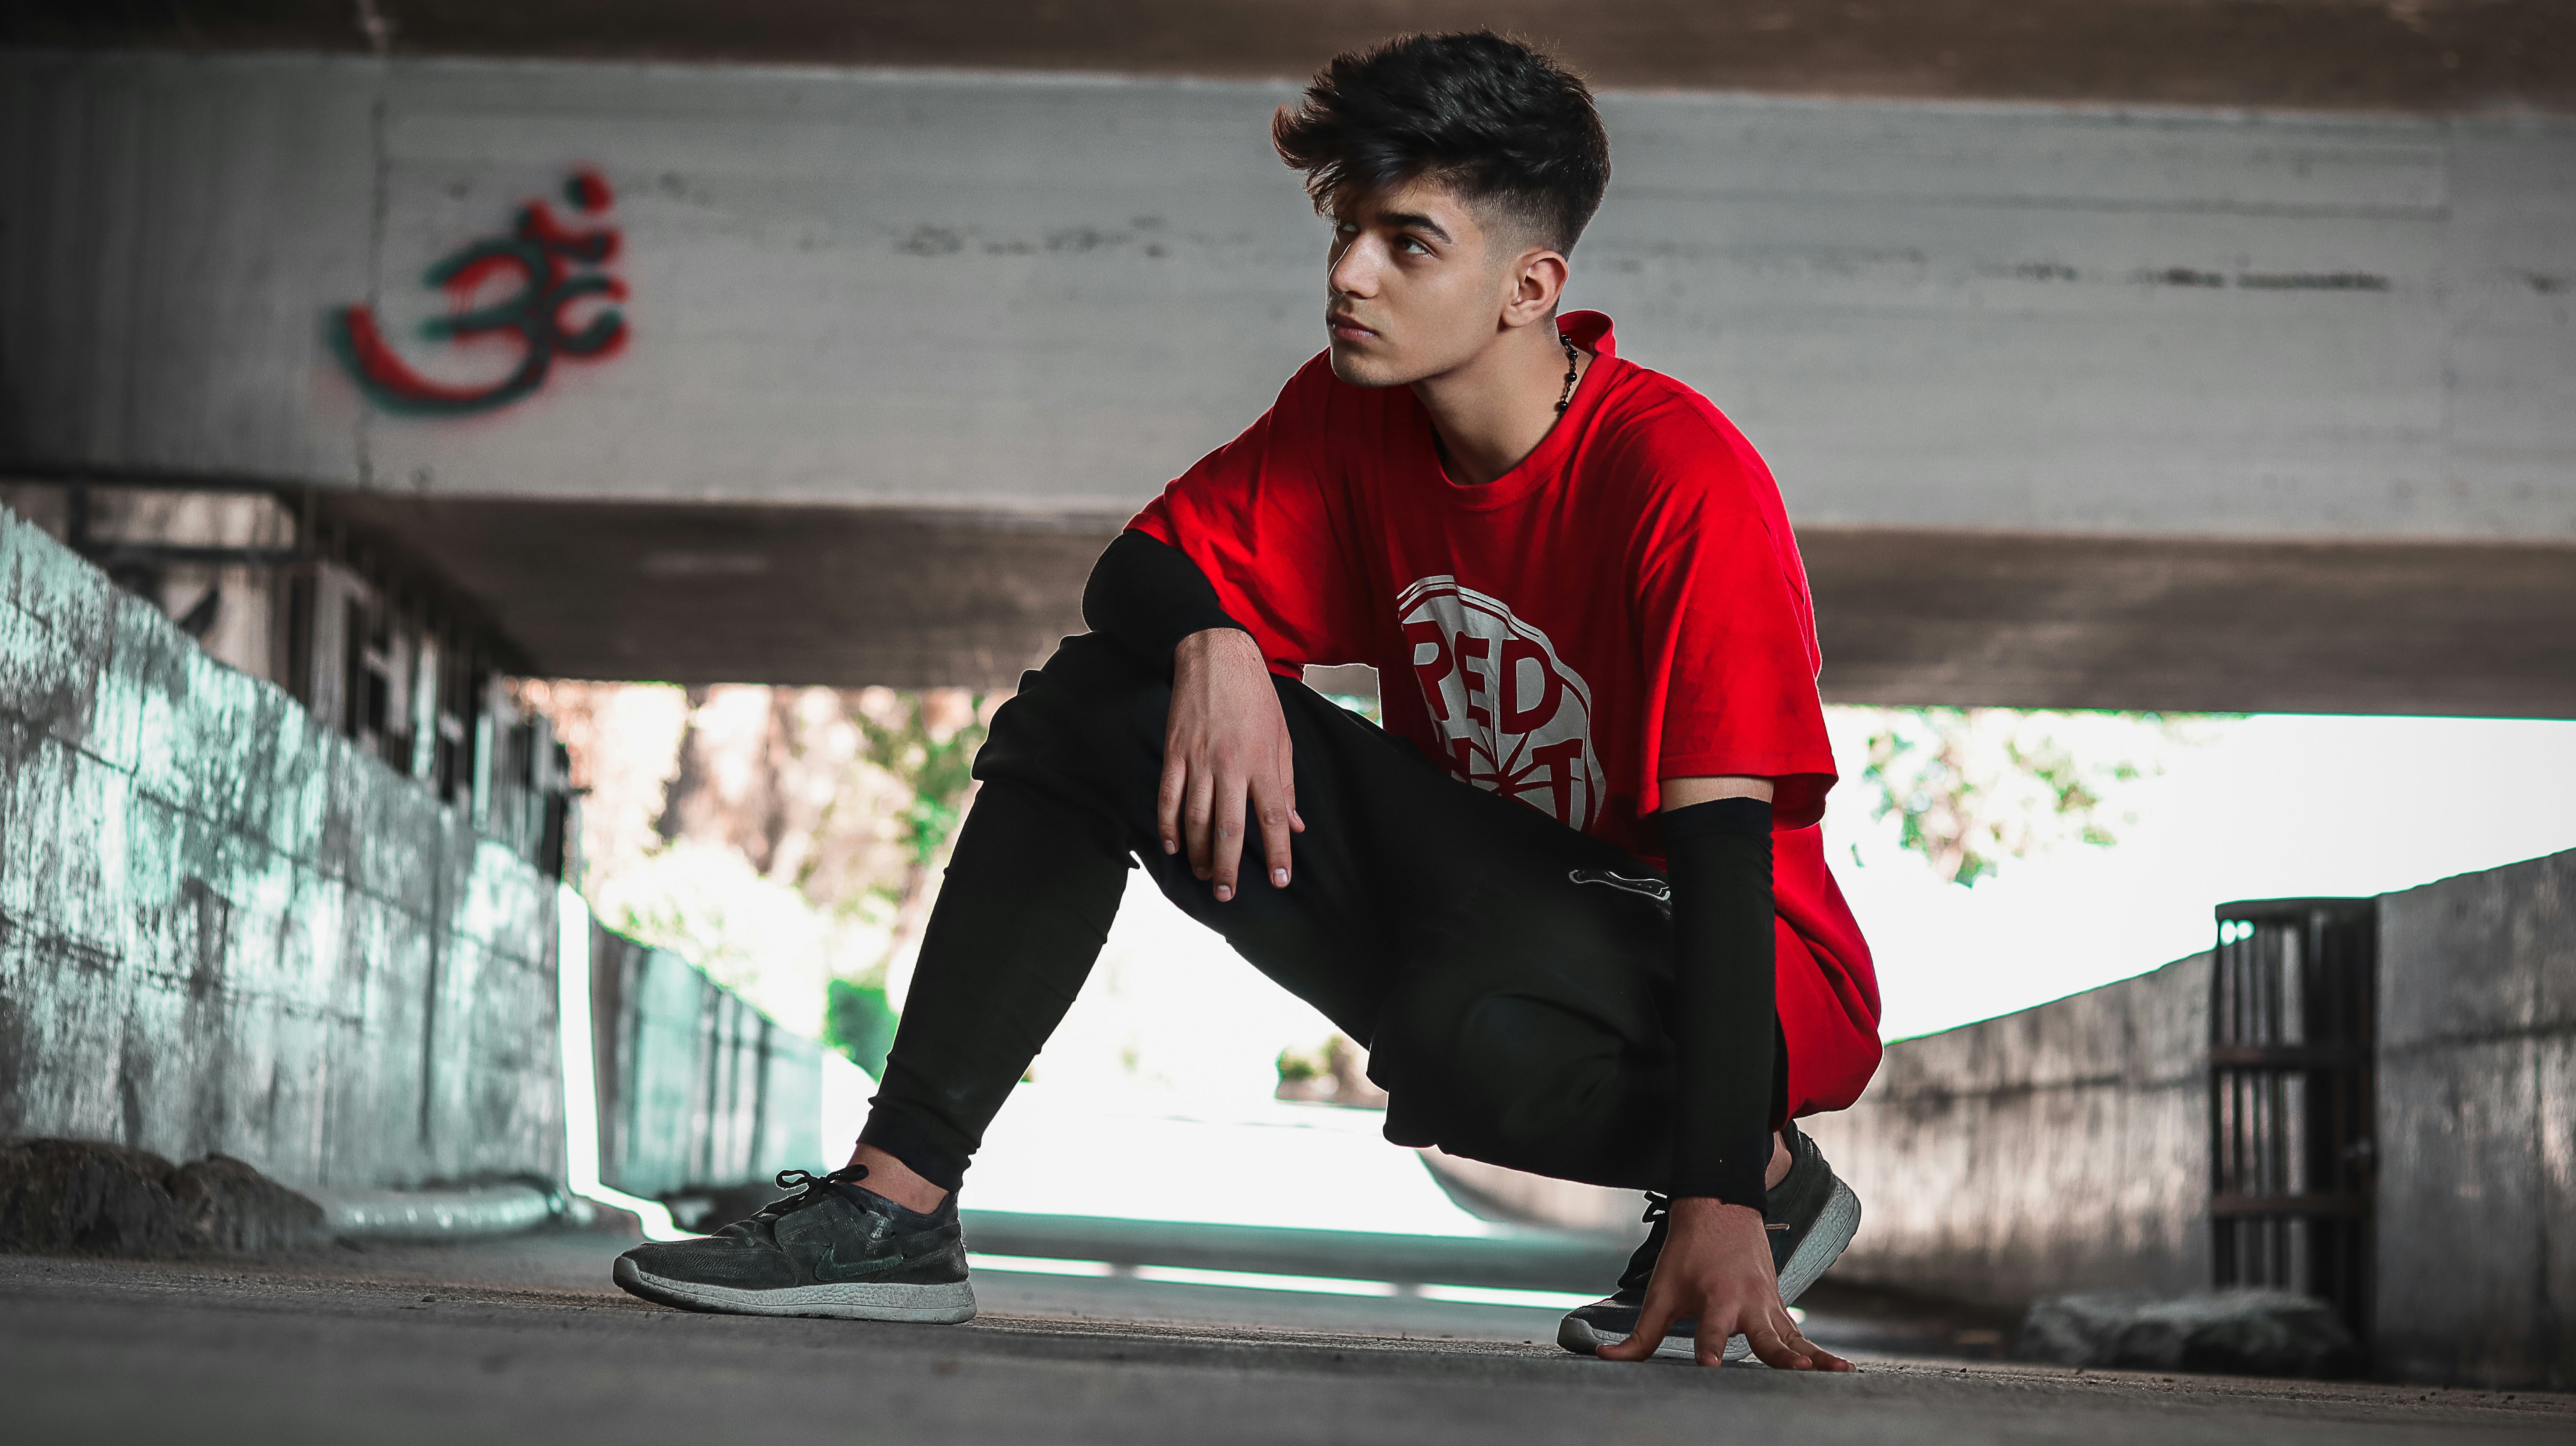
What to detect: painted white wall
<box><xmin>6</xmin><ymin>50</ymin><xmax>2571</xmax><ymax>541</ymax></box>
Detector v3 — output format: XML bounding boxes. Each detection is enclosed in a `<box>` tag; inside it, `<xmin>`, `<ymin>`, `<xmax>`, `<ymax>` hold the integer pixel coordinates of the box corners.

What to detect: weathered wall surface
<box><xmin>8</xmin><ymin>50</ymin><xmax>2570</xmax><ymax>713</ymax></box>
<box><xmin>589</xmin><ymin>926</ymin><xmax>820</xmax><ymax>1200</ymax></box>
<box><xmin>3</xmin><ymin>49</ymin><xmax>2571</xmax><ymax>542</ymax></box>
<box><xmin>12</xmin><ymin>0</ymin><xmax>2566</xmax><ymax>116</ymax></box>
<box><xmin>1801</xmin><ymin>954</ymin><xmax>2211</xmax><ymax>1307</ymax></box>
<box><xmin>1804</xmin><ymin>849</ymin><xmax>2576</xmax><ymax>1390</ymax></box>
<box><xmin>0</xmin><ymin>506</ymin><xmax>562</xmax><ymax>1190</ymax></box>
<box><xmin>2374</xmin><ymin>848</ymin><xmax>2575</xmax><ymax>1391</ymax></box>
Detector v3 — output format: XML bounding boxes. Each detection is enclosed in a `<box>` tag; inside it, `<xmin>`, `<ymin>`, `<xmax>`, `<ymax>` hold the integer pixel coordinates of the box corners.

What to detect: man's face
<box><xmin>1324</xmin><ymin>178</ymin><xmax>1535</xmax><ymax>388</ymax></box>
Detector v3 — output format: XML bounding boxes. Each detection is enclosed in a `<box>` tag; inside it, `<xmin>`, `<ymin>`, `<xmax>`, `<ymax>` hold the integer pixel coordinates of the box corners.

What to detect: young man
<box><xmin>615</xmin><ymin>31</ymin><xmax>1880</xmax><ymax>1371</ymax></box>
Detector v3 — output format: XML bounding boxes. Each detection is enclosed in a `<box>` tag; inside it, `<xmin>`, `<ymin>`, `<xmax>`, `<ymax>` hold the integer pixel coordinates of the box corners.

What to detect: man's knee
<box><xmin>974</xmin><ymin>633</ymin><xmax>1170</xmax><ymax>787</ymax></box>
<box><xmin>1376</xmin><ymin>987</ymin><xmax>1650</xmax><ymax>1160</ymax></box>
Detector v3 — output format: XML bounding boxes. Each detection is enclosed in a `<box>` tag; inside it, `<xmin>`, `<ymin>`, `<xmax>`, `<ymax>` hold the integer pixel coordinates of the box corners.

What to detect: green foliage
<box><xmin>826</xmin><ymin>978</ymin><xmax>899</xmax><ymax>1076</ymax></box>
<box><xmin>1853</xmin><ymin>707</ymin><xmax>2214</xmax><ymax>886</ymax></box>
<box><xmin>852</xmin><ymin>693</ymin><xmax>990</xmax><ymax>869</ymax></box>
<box><xmin>1276</xmin><ymin>1043</ymin><xmax>1328</xmax><ymax>1083</ymax></box>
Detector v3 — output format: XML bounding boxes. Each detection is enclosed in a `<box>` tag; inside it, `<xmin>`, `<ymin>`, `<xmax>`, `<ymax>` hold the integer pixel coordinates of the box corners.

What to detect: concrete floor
<box><xmin>2</xmin><ymin>1230</ymin><xmax>2564</xmax><ymax>1445</ymax></box>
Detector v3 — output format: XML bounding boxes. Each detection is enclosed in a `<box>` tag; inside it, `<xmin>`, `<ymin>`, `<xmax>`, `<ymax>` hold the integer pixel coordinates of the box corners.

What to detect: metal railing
<box><xmin>2208</xmin><ymin>896</ymin><xmax>2378</xmax><ymax>1349</ymax></box>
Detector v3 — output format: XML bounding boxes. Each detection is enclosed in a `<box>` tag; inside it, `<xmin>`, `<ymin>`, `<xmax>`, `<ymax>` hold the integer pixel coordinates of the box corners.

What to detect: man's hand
<box><xmin>1596</xmin><ymin>1196</ymin><xmax>1854</xmax><ymax>1371</ymax></box>
<box><xmin>1162</xmin><ymin>628</ymin><xmax>1303</xmax><ymax>901</ymax></box>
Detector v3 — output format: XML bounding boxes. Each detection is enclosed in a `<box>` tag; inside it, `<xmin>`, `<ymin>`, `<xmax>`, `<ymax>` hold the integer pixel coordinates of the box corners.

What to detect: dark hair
<box><xmin>1272</xmin><ymin>31</ymin><xmax>1611</xmax><ymax>254</ymax></box>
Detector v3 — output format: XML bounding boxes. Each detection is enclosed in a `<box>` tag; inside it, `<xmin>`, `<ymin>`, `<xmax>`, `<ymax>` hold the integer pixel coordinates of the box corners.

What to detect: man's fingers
<box><xmin>1596</xmin><ymin>1297</ymin><xmax>1679</xmax><ymax>1362</ymax></box>
<box><xmin>1156</xmin><ymin>753</ymin><xmax>1188</xmax><ymax>856</ymax></box>
<box><xmin>1746</xmin><ymin>1315</ymin><xmax>1817</xmax><ymax>1372</ymax></box>
<box><xmin>1208</xmin><ymin>773</ymin><xmax>1251</xmax><ymax>901</ymax></box>
<box><xmin>1745</xmin><ymin>1326</ymin><xmax>1809</xmax><ymax>1371</ymax></box>
<box><xmin>1183</xmin><ymin>769</ymin><xmax>1216</xmax><ymax>879</ymax></box>
<box><xmin>1782</xmin><ymin>1324</ymin><xmax>1855</xmax><ymax>1373</ymax></box>
<box><xmin>1252</xmin><ymin>776</ymin><xmax>1295</xmax><ymax>888</ymax></box>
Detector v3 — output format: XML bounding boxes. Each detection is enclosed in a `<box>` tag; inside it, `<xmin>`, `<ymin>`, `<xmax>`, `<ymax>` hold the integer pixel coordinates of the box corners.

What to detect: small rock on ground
<box><xmin>2015</xmin><ymin>1288</ymin><xmax>2362</xmax><ymax>1379</ymax></box>
<box><xmin>0</xmin><ymin>1138</ymin><xmax>329</xmax><ymax>1257</ymax></box>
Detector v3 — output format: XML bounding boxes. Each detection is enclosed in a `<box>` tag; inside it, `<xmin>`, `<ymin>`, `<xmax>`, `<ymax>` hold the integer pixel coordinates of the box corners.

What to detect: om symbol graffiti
<box><xmin>330</xmin><ymin>169</ymin><xmax>627</xmax><ymax>415</ymax></box>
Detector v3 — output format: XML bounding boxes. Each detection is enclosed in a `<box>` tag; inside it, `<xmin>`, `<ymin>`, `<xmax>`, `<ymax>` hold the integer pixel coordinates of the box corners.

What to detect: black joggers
<box><xmin>860</xmin><ymin>632</ymin><xmax>1768</xmax><ymax>1194</ymax></box>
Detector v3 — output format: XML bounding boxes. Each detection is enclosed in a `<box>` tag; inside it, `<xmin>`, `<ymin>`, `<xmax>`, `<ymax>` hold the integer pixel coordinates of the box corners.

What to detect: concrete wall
<box><xmin>9</xmin><ymin>49</ymin><xmax>2571</xmax><ymax>715</ymax></box>
<box><xmin>13</xmin><ymin>0</ymin><xmax>2563</xmax><ymax>116</ymax></box>
<box><xmin>4</xmin><ymin>49</ymin><xmax>2571</xmax><ymax>542</ymax></box>
<box><xmin>1807</xmin><ymin>846</ymin><xmax>2576</xmax><ymax>1388</ymax></box>
<box><xmin>2374</xmin><ymin>848</ymin><xmax>2575</xmax><ymax>1390</ymax></box>
<box><xmin>1802</xmin><ymin>954</ymin><xmax>2212</xmax><ymax>1307</ymax></box>
<box><xmin>0</xmin><ymin>504</ymin><xmax>563</xmax><ymax>1190</ymax></box>
<box><xmin>589</xmin><ymin>925</ymin><xmax>821</xmax><ymax>1200</ymax></box>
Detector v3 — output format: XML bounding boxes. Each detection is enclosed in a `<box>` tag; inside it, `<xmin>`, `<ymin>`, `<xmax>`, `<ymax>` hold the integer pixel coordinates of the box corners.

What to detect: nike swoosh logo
<box><xmin>811</xmin><ymin>1242</ymin><xmax>906</xmax><ymax>1282</ymax></box>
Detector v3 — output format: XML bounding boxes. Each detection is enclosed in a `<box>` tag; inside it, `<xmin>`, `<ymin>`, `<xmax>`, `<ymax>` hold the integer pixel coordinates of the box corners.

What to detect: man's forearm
<box><xmin>1082</xmin><ymin>530</ymin><xmax>1250</xmax><ymax>670</ymax></box>
<box><xmin>1661</xmin><ymin>793</ymin><xmax>1778</xmax><ymax>1209</ymax></box>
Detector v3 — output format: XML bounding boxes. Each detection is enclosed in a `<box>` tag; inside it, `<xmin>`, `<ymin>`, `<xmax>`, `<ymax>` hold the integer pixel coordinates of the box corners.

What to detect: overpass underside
<box><xmin>313</xmin><ymin>494</ymin><xmax>2576</xmax><ymax>716</ymax></box>
<box><xmin>3</xmin><ymin>45</ymin><xmax>2571</xmax><ymax>717</ymax></box>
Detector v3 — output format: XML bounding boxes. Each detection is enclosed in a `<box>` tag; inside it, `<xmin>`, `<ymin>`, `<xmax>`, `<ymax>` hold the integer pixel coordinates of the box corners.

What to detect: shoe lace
<box><xmin>1617</xmin><ymin>1192</ymin><xmax>1672</xmax><ymax>1294</ymax></box>
<box><xmin>758</xmin><ymin>1166</ymin><xmax>872</xmax><ymax>1218</ymax></box>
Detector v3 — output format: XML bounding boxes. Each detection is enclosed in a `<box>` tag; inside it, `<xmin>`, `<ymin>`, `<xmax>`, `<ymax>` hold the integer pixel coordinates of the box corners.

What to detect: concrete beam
<box><xmin>1803</xmin><ymin>528</ymin><xmax>2576</xmax><ymax>717</ymax></box>
<box><xmin>5</xmin><ymin>0</ymin><xmax>2569</xmax><ymax>115</ymax></box>
<box><xmin>6</xmin><ymin>51</ymin><xmax>2572</xmax><ymax>545</ymax></box>
<box><xmin>316</xmin><ymin>493</ymin><xmax>1125</xmax><ymax>691</ymax></box>
<box><xmin>7</xmin><ymin>52</ymin><xmax>2573</xmax><ymax>711</ymax></box>
<box><xmin>316</xmin><ymin>494</ymin><xmax>2576</xmax><ymax>716</ymax></box>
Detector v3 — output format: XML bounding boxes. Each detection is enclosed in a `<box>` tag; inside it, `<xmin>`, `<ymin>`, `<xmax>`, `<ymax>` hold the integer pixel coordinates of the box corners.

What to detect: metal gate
<box><xmin>2209</xmin><ymin>897</ymin><xmax>2378</xmax><ymax>1346</ymax></box>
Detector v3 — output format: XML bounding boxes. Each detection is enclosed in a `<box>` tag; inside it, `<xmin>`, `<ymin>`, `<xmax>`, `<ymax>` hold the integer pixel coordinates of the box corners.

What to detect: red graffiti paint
<box><xmin>330</xmin><ymin>168</ymin><xmax>628</xmax><ymax>415</ymax></box>
<box><xmin>567</xmin><ymin>168</ymin><xmax>614</xmax><ymax>214</ymax></box>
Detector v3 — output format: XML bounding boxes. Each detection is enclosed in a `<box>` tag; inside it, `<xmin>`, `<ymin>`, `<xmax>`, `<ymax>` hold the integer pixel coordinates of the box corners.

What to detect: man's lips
<box><xmin>1327</xmin><ymin>314</ymin><xmax>1377</xmax><ymax>342</ymax></box>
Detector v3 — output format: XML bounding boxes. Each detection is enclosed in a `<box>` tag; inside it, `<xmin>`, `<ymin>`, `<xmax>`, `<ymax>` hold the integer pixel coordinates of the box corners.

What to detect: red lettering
<box><xmin>1497</xmin><ymin>637</ymin><xmax>1561</xmax><ymax>736</ymax></box>
<box><xmin>1457</xmin><ymin>634</ymin><xmax>1492</xmax><ymax>730</ymax></box>
<box><xmin>1403</xmin><ymin>619</ymin><xmax>1454</xmax><ymax>723</ymax></box>
<box><xmin>1524</xmin><ymin>736</ymin><xmax>1588</xmax><ymax>823</ymax></box>
<box><xmin>1447</xmin><ymin>735</ymin><xmax>1489</xmax><ymax>788</ymax></box>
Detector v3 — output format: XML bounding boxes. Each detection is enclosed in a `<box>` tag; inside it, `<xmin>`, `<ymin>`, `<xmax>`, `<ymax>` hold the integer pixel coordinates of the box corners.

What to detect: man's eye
<box><xmin>1398</xmin><ymin>237</ymin><xmax>1430</xmax><ymax>255</ymax></box>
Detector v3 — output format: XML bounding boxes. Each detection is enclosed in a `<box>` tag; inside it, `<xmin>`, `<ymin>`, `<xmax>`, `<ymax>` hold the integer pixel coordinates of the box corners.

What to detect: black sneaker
<box><xmin>612</xmin><ymin>1166</ymin><xmax>975</xmax><ymax>1322</ymax></box>
<box><xmin>1556</xmin><ymin>1120</ymin><xmax>1862</xmax><ymax>1362</ymax></box>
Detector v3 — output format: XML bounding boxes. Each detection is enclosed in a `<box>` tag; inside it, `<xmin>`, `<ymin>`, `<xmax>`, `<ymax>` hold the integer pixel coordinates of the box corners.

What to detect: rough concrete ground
<box><xmin>2</xmin><ymin>1232</ymin><xmax>2563</xmax><ymax>1445</ymax></box>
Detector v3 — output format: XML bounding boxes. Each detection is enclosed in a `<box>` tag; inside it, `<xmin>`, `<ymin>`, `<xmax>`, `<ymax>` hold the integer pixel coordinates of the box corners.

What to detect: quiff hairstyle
<box><xmin>1271</xmin><ymin>31</ymin><xmax>1612</xmax><ymax>255</ymax></box>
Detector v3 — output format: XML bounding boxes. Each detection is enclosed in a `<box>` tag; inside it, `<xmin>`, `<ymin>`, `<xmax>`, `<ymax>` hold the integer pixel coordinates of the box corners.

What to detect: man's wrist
<box><xmin>1176</xmin><ymin>625</ymin><xmax>1256</xmax><ymax>658</ymax></box>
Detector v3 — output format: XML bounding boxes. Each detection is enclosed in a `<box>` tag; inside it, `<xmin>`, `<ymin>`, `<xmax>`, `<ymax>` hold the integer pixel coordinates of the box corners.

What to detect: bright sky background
<box><xmin>1832</xmin><ymin>712</ymin><xmax>2576</xmax><ymax>1039</ymax></box>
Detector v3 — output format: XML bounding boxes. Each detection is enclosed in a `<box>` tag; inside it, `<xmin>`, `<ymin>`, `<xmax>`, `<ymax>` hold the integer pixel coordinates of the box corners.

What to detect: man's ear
<box><xmin>1501</xmin><ymin>246</ymin><xmax>1570</xmax><ymax>331</ymax></box>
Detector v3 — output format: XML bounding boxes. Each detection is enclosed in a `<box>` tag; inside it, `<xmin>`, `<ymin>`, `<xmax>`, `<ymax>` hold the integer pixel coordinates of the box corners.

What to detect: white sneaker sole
<box><xmin>1557</xmin><ymin>1179</ymin><xmax>1862</xmax><ymax>1364</ymax></box>
<box><xmin>613</xmin><ymin>1255</ymin><xmax>978</xmax><ymax>1323</ymax></box>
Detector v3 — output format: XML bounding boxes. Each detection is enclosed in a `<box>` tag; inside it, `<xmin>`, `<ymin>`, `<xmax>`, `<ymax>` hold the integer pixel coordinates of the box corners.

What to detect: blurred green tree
<box><xmin>1850</xmin><ymin>707</ymin><xmax>2221</xmax><ymax>885</ymax></box>
<box><xmin>826</xmin><ymin>979</ymin><xmax>899</xmax><ymax>1077</ymax></box>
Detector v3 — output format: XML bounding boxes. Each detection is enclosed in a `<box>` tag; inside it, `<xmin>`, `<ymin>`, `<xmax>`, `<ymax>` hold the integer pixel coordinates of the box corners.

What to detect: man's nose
<box><xmin>1328</xmin><ymin>237</ymin><xmax>1379</xmax><ymax>297</ymax></box>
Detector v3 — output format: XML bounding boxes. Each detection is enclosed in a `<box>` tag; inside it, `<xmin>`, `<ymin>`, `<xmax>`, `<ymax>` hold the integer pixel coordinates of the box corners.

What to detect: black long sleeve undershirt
<box><xmin>1081</xmin><ymin>529</ymin><xmax>1249</xmax><ymax>671</ymax></box>
<box><xmin>1661</xmin><ymin>795</ymin><xmax>1780</xmax><ymax>1209</ymax></box>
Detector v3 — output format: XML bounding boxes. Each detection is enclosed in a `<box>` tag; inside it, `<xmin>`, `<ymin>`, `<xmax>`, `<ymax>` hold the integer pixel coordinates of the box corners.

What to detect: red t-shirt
<box><xmin>1129</xmin><ymin>311</ymin><xmax>1881</xmax><ymax>1116</ymax></box>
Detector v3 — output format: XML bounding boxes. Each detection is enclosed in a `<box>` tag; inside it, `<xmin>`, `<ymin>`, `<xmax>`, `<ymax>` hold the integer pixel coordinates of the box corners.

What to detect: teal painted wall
<box><xmin>0</xmin><ymin>507</ymin><xmax>564</xmax><ymax>1189</ymax></box>
<box><xmin>589</xmin><ymin>924</ymin><xmax>823</xmax><ymax>1200</ymax></box>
